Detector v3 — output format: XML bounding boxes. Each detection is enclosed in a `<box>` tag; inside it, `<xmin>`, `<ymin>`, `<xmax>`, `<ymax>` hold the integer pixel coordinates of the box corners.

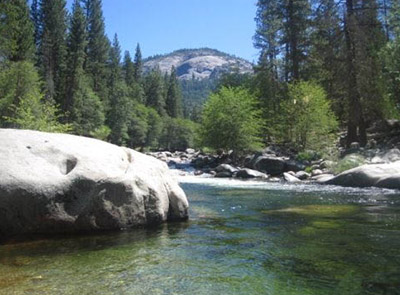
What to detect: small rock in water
<box><xmin>284</xmin><ymin>172</ymin><xmax>301</xmax><ymax>183</ymax></box>
<box><xmin>236</xmin><ymin>168</ymin><xmax>268</xmax><ymax>179</ymax></box>
<box><xmin>295</xmin><ymin>171</ymin><xmax>311</xmax><ymax>180</ymax></box>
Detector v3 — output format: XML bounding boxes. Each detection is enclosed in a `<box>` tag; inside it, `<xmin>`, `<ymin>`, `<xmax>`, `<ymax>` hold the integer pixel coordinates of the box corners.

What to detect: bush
<box><xmin>159</xmin><ymin>117</ymin><xmax>197</xmax><ymax>151</ymax></box>
<box><xmin>1</xmin><ymin>62</ymin><xmax>70</xmax><ymax>133</ymax></box>
<box><xmin>199</xmin><ymin>87</ymin><xmax>263</xmax><ymax>153</ymax></box>
<box><xmin>279</xmin><ymin>81</ymin><xmax>338</xmax><ymax>152</ymax></box>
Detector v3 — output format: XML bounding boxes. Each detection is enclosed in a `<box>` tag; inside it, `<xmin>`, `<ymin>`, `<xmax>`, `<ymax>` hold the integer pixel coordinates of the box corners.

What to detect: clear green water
<box><xmin>1</xmin><ymin>180</ymin><xmax>400</xmax><ymax>295</ymax></box>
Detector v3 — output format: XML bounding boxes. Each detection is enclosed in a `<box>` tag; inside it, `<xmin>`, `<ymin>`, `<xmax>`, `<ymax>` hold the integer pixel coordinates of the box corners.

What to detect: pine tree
<box><xmin>64</xmin><ymin>0</ymin><xmax>105</xmax><ymax>135</ymax></box>
<box><xmin>123</xmin><ymin>50</ymin><xmax>135</xmax><ymax>86</ymax></box>
<box><xmin>144</xmin><ymin>68</ymin><xmax>166</xmax><ymax>116</ymax></box>
<box><xmin>39</xmin><ymin>0</ymin><xmax>68</xmax><ymax>104</ymax></box>
<box><xmin>107</xmin><ymin>34</ymin><xmax>130</xmax><ymax>145</ymax></box>
<box><xmin>0</xmin><ymin>0</ymin><xmax>34</xmax><ymax>62</ymax></box>
<box><xmin>308</xmin><ymin>0</ymin><xmax>346</xmax><ymax>118</ymax></box>
<box><xmin>83</xmin><ymin>0</ymin><xmax>109</xmax><ymax>104</ymax></box>
<box><xmin>30</xmin><ymin>0</ymin><xmax>41</xmax><ymax>49</ymax></box>
<box><xmin>133</xmin><ymin>43</ymin><xmax>143</xmax><ymax>82</ymax></box>
<box><xmin>166</xmin><ymin>66</ymin><xmax>183</xmax><ymax>118</ymax></box>
<box><xmin>254</xmin><ymin>0</ymin><xmax>282</xmax><ymax>81</ymax></box>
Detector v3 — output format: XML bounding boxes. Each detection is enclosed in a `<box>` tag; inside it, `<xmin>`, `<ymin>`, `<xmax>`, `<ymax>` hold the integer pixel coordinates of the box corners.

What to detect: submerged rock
<box><xmin>0</xmin><ymin>129</ymin><xmax>189</xmax><ymax>238</ymax></box>
<box><xmin>325</xmin><ymin>162</ymin><xmax>400</xmax><ymax>189</ymax></box>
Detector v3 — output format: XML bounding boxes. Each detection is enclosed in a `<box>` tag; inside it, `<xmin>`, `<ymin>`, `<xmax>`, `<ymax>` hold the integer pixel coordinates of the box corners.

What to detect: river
<box><xmin>1</xmin><ymin>176</ymin><xmax>400</xmax><ymax>294</ymax></box>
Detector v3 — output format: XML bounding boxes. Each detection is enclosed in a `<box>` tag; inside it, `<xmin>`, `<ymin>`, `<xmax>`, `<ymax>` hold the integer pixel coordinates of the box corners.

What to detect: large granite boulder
<box><xmin>325</xmin><ymin>162</ymin><xmax>400</xmax><ymax>189</ymax></box>
<box><xmin>0</xmin><ymin>129</ymin><xmax>189</xmax><ymax>238</ymax></box>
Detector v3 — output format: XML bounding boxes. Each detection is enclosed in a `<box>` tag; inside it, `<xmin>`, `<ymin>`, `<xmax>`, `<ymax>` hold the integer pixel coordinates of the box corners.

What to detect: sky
<box><xmin>65</xmin><ymin>0</ymin><xmax>259</xmax><ymax>63</ymax></box>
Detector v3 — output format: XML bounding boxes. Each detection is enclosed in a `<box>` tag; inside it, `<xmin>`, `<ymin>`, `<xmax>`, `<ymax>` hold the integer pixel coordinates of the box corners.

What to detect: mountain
<box><xmin>143</xmin><ymin>48</ymin><xmax>253</xmax><ymax>80</ymax></box>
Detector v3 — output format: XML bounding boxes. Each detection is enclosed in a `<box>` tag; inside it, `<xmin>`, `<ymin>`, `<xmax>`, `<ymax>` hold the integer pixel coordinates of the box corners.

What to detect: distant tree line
<box><xmin>0</xmin><ymin>0</ymin><xmax>195</xmax><ymax>150</ymax></box>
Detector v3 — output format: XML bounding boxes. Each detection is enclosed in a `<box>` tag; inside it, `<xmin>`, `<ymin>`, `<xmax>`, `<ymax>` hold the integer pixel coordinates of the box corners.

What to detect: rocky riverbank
<box><xmin>148</xmin><ymin>146</ymin><xmax>400</xmax><ymax>190</ymax></box>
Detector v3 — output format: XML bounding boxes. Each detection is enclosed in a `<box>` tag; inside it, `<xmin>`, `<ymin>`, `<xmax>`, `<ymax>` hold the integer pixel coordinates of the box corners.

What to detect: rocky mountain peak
<box><xmin>143</xmin><ymin>48</ymin><xmax>253</xmax><ymax>80</ymax></box>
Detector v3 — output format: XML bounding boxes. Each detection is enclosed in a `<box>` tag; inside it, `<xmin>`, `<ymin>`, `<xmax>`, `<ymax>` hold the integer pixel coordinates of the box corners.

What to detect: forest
<box><xmin>1</xmin><ymin>0</ymin><xmax>400</xmax><ymax>156</ymax></box>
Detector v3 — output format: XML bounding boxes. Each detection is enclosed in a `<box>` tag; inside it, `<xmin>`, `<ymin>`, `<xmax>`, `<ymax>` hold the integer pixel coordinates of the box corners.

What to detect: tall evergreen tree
<box><xmin>123</xmin><ymin>50</ymin><xmax>135</xmax><ymax>86</ymax></box>
<box><xmin>64</xmin><ymin>0</ymin><xmax>105</xmax><ymax>135</ymax></box>
<box><xmin>0</xmin><ymin>0</ymin><xmax>34</xmax><ymax>62</ymax></box>
<box><xmin>144</xmin><ymin>68</ymin><xmax>166</xmax><ymax>116</ymax></box>
<box><xmin>282</xmin><ymin>0</ymin><xmax>311</xmax><ymax>81</ymax></box>
<box><xmin>166</xmin><ymin>66</ymin><xmax>183</xmax><ymax>118</ymax></box>
<box><xmin>39</xmin><ymin>0</ymin><xmax>68</xmax><ymax>104</ymax></box>
<box><xmin>83</xmin><ymin>0</ymin><xmax>109</xmax><ymax>104</ymax></box>
<box><xmin>308</xmin><ymin>0</ymin><xmax>346</xmax><ymax>118</ymax></box>
<box><xmin>30</xmin><ymin>0</ymin><xmax>41</xmax><ymax>49</ymax></box>
<box><xmin>107</xmin><ymin>34</ymin><xmax>130</xmax><ymax>145</ymax></box>
<box><xmin>133</xmin><ymin>43</ymin><xmax>143</xmax><ymax>82</ymax></box>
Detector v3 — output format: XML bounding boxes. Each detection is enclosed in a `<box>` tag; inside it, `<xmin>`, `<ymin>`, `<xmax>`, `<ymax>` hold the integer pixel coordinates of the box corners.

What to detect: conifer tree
<box><xmin>166</xmin><ymin>66</ymin><xmax>183</xmax><ymax>118</ymax></box>
<box><xmin>107</xmin><ymin>34</ymin><xmax>130</xmax><ymax>145</ymax></box>
<box><xmin>123</xmin><ymin>50</ymin><xmax>135</xmax><ymax>86</ymax></box>
<box><xmin>39</xmin><ymin>0</ymin><xmax>68</xmax><ymax>104</ymax></box>
<box><xmin>0</xmin><ymin>0</ymin><xmax>34</xmax><ymax>62</ymax></box>
<box><xmin>83</xmin><ymin>0</ymin><xmax>109</xmax><ymax>104</ymax></box>
<box><xmin>30</xmin><ymin>0</ymin><xmax>41</xmax><ymax>49</ymax></box>
<box><xmin>133</xmin><ymin>43</ymin><xmax>143</xmax><ymax>82</ymax></box>
<box><xmin>64</xmin><ymin>0</ymin><xmax>105</xmax><ymax>135</ymax></box>
<box><xmin>144</xmin><ymin>68</ymin><xmax>166</xmax><ymax>116</ymax></box>
<box><xmin>308</xmin><ymin>0</ymin><xmax>346</xmax><ymax>118</ymax></box>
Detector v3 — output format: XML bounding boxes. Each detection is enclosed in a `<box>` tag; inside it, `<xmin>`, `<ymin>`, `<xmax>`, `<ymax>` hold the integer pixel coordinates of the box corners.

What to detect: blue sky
<box><xmin>65</xmin><ymin>0</ymin><xmax>259</xmax><ymax>62</ymax></box>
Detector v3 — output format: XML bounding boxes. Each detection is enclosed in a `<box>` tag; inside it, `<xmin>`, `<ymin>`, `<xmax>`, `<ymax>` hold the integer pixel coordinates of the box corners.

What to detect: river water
<box><xmin>1</xmin><ymin>176</ymin><xmax>400</xmax><ymax>294</ymax></box>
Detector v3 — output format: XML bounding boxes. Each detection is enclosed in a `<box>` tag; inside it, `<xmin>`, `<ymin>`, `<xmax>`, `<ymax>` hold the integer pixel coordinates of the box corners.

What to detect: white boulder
<box><xmin>0</xmin><ymin>129</ymin><xmax>189</xmax><ymax>237</ymax></box>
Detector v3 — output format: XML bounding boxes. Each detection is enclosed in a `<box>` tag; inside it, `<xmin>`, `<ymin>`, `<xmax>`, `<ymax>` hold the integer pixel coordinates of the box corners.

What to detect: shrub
<box><xmin>279</xmin><ymin>81</ymin><xmax>338</xmax><ymax>152</ymax></box>
<box><xmin>199</xmin><ymin>87</ymin><xmax>263</xmax><ymax>153</ymax></box>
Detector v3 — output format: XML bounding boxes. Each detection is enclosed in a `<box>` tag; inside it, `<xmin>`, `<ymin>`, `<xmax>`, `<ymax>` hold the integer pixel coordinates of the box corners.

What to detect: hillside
<box><xmin>143</xmin><ymin>48</ymin><xmax>253</xmax><ymax>80</ymax></box>
<box><xmin>144</xmin><ymin>48</ymin><xmax>254</xmax><ymax>119</ymax></box>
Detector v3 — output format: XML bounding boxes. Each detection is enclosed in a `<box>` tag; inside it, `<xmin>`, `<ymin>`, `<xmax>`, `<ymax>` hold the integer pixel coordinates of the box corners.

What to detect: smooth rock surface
<box><xmin>283</xmin><ymin>173</ymin><xmax>301</xmax><ymax>183</ymax></box>
<box><xmin>236</xmin><ymin>169</ymin><xmax>268</xmax><ymax>179</ymax></box>
<box><xmin>0</xmin><ymin>129</ymin><xmax>189</xmax><ymax>237</ymax></box>
<box><xmin>325</xmin><ymin>162</ymin><xmax>400</xmax><ymax>189</ymax></box>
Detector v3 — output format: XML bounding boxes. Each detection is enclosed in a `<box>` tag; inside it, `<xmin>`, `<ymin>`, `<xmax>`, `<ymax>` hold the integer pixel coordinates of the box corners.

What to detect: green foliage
<box><xmin>133</xmin><ymin>43</ymin><xmax>142</xmax><ymax>83</ymax></box>
<box><xmin>0</xmin><ymin>62</ymin><xmax>41</xmax><ymax>124</ymax></box>
<box><xmin>166</xmin><ymin>66</ymin><xmax>183</xmax><ymax>118</ymax></box>
<box><xmin>39</xmin><ymin>0</ymin><xmax>68</xmax><ymax>103</ymax></box>
<box><xmin>107</xmin><ymin>81</ymin><xmax>130</xmax><ymax>145</ymax></box>
<box><xmin>0</xmin><ymin>62</ymin><xmax>70</xmax><ymax>132</ymax></box>
<box><xmin>380</xmin><ymin>40</ymin><xmax>400</xmax><ymax>118</ymax></box>
<box><xmin>296</xmin><ymin>150</ymin><xmax>321</xmax><ymax>162</ymax></box>
<box><xmin>90</xmin><ymin>125</ymin><xmax>110</xmax><ymax>141</ymax></box>
<box><xmin>199</xmin><ymin>87</ymin><xmax>263</xmax><ymax>153</ymax></box>
<box><xmin>278</xmin><ymin>81</ymin><xmax>338</xmax><ymax>152</ymax></box>
<box><xmin>83</xmin><ymin>0</ymin><xmax>109</xmax><ymax>103</ymax></box>
<box><xmin>145</xmin><ymin>107</ymin><xmax>163</xmax><ymax>148</ymax></box>
<box><xmin>70</xmin><ymin>78</ymin><xmax>105</xmax><ymax>135</ymax></box>
<box><xmin>144</xmin><ymin>68</ymin><xmax>166</xmax><ymax>116</ymax></box>
<box><xmin>159</xmin><ymin>117</ymin><xmax>197</xmax><ymax>151</ymax></box>
<box><xmin>0</xmin><ymin>0</ymin><xmax>34</xmax><ymax>62</ymax></box>
<box><xmin>181</xmin><ymin>77</ymin><xmax>216</xmax><ymax>121</ymax></box>
<box><xmin>127</xmin><ymin>102</ymin><xmax>162</xmax><ymax>149</ymax></box>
